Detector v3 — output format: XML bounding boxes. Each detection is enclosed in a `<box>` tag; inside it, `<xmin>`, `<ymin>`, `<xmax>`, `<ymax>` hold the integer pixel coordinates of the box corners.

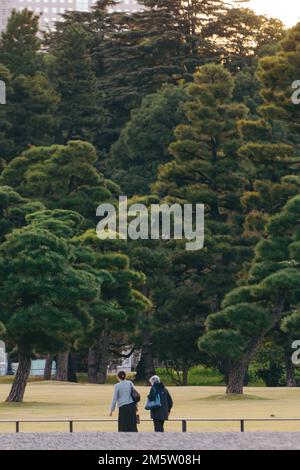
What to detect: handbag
<box><xmin>145</xmin><ymin>391</ymin><xmax>161</xmax><ymax>410</ymax></box>
<box><xmin>131</xmin><ymin>383</ymin><xmax>141</xmax><ymax>403</ymax></box>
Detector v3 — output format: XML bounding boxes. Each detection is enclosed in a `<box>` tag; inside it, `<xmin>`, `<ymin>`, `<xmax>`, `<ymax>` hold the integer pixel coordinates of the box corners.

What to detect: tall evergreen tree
<box><xmin>0</xmin><ymin>9</ymin><xmax>42</xmax><ymax>76</ymax></box>
<box><xmin>148</xmin><ymin>64</ymin><xmax>252</xmax><ymax>379</ymax></box>
<box><xmin>237</xmin><ymin>23</ymin><xmax>300</xmax><ymax>241</ymax></box>
<box><xmin>154</xmin><ymin>64</ymin><xmax>251</xmax><ymax>304</ymax></box>
<box><xmin>95</xmin><ymin>0</ymin><xmax>227</xmax><ymax>145</ymax></box>
<box><xmin>5</xmin><ymin>73</ymin><xmax>58</xmax><ymax>158</ymax></box>
<box><xmin>110</xmin><ymin>84</ymin><xmax>188</xmax><ymax>195</ymax></box>
<box><xmin>257</xmin><ymin>22</ymin><xmax>300</xmax><ymax>140</ymax></box>
<box><xmin>204</xmin><ymin>7</ymin><xmax>285</xmax><ymax>71</ymax></box>
<box><xmin>0</xmin><ymin>212</ymin><xmax>100</xmax><ymax>401</ymax></box>
<box><xmin>73</xmin><ymin>230</ymin><xmax>149</xmax><ymax>383</ymax></box>
<box><xmin>200</xmin><ymin>195</ymin><xmax>300</xmax><ymax>394</ymax></box>
<box><xmin>0</xmin><ymin>10</ymin><xmax>58</xmax><ymax>159</ymax></box>
<box><xmin>47</xmin><ymin>24</ymin><xmax>106</xmax><ymax>144</ymax></box>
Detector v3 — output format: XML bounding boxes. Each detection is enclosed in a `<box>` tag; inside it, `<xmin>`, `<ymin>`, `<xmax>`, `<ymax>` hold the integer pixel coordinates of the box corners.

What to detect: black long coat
<box><xmin>148</xmin><ymin>382</ymin><xmax>173</xmax><ymax>421</ymax></box>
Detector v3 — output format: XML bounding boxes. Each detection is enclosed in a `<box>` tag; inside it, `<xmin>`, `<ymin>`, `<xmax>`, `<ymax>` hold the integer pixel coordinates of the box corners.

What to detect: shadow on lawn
<box><xmin>199</xmin><ymin>394</ymin><xmax>271</xmax><ymax>401</ymax></box>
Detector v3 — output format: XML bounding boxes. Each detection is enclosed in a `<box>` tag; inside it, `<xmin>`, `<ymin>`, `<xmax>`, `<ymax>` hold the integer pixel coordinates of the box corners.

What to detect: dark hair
<box><xmin>117</xmin><ymin>370</ymin><xmax>126</xmax><ymax>380</ymax></box>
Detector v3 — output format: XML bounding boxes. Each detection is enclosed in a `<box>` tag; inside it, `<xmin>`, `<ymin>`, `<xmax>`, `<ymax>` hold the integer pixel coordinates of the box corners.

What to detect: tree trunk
<box><xmin>88</xmin><ymin>347</ymin><xmax>99</xmax><ymax>383</ymax></box>
<box><xmin>182</xmin><ymin>366</ymin><xmax>189</xmax><ymax>386</ymax></box>
<box><xmin>43</xmin><ymin>354</ymin><xmax>53</xmax><ymax>380</ymax></box>
<box><xmin>88</xmin><ymin>332</ymin><xmax>110</xmax><ymax>384</ymax></box>
<box><xmin>226</xmin><ymin>362</ymin><xmax>248</xmax><ymax>394</ymax></box>
<box><xmin>135</xmin><ymin>331</ymin><xmax>156</xmax><ymax>382</ymax></box>
<box><xmin>285</xmin><ymin>354</ymin><xmax>297</xmax><ymax>387</ymax></box>
<box><xmin>134</xmin><ymin>353</ymin><xmax>146</xmax><ymax>382</ymax></box>
<box><xmin>98</xmin><ymin>331</ymin><xmax>110</xmax><ymax>384</ymax></box>
<box><xmin>56</xmin><ymin>351</ymin><xmax>69</xmax><ymax>381</ymax></box>
<box><xmin>226</xmin><ymin>302</ymin><xmax>285</xmax><ymax>395</ymax></box>
<box><xmin>68</xmin><ymin>352</ymin><xmax>78</xmax><ymax>383</ymax></box>
<box><xmin>6</xmin><ymin>352</ymin><xmax>31</xmax><ymax>402</ymax></box>
<box><xmin>142</xmin><ymin>332</ymin><xmax>156</xmax><ymax>380</ymax></box>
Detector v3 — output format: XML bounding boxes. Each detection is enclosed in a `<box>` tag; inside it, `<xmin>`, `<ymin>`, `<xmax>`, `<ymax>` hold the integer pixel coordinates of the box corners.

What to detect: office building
<box><xmin>0</xmin><ymin>0</ymin><xmax>140</xmax><ymax>32</ymax></box>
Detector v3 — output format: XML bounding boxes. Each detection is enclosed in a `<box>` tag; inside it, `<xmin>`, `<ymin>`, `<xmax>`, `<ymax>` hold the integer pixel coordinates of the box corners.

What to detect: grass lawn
<box><xmin>1</xmin><ymin>381</ymin><xmax>300</xmax><ymax>432</ymax></box>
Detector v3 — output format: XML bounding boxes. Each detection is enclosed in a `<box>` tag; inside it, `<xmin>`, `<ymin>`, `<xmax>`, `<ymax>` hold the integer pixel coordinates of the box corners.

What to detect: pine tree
<box><xmin>199</xmin><ymin>26</ymin><xmax>300</xmax><ymax>392</ymax></box>
<box><xmin>47</xmin><ymin>24</ymin><xmax>106</xmax><ymax>144</ymax></box>
<box><xmin>0</xmin><ymin>185</ymin><xmax>45</xmax><ymax>241</ymax></box>
<box><xmin>204</xmin><ymin>7</ymin><xmax>284</xmax><ymax>71</ymax></box>
<box><xmin>110</xmin><ymin>84</ymin><xmax>188</xmax><ymax>195</ymax></box>
<box><xmin>73</xmin><ymin>229</ymin><xmax>149</xmax><ymax>383</ymax></box>
<box><xmin>145</xmin><ymin>64</ymin><xmax>252</xmax><ymax>380</ymax></box>
<box><xmin>95</xmin><ymin>0</ymin><xmax>227</xmax><ymax>146</ymax></box>
<box><xmin>0</xmin><ymin>9</ymin><xmax>42</xmax><ymax>76</ymax></box>
<box><xmin>1</xmin><ymin>140</ymin><xmax>150</xmax><ymax>383</ymax></box>
<box><xmin>257</xmin><ymin>22</ymin><xmax>300</xmax><ymax>138</ymax></box>
<box><xmin>1</xmin><ymin>140</ymin><xmax>118</xmax><ymax>227</ymax></box>
<box><xmin>154</xmin><ymin>64</ymin><xmax>251</xmax><ymax>304</ymax></box>
<box><xmin>237</xmin><ymin>24</ymin><xmax>300</xmax><ymax>240</ymax></box>
<box><xmin>0</xmin><ymin>10</ymin><xmax>58</xmax><ymax>159</ymax></box>
<box><xmin>5</xmin><ymin>73</ymin><xmax>58</xmax><ymax>158</ymax></box>
<box><xmin>199</xmin><ymin>195</ymin><xmax>300</xmax><ymax>394</ymax></box>
<box><xmin>0</xmin><ymin>211</ymin><xmax>100</xmax><ymax>401</ymax></box>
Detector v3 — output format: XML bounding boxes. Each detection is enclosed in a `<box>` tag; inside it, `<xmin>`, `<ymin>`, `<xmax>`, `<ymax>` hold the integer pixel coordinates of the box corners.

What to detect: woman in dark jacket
<box><xmin>148</xmin><ymin>375</ymin><xmax>173</xmax><ymax>432</ymax></box>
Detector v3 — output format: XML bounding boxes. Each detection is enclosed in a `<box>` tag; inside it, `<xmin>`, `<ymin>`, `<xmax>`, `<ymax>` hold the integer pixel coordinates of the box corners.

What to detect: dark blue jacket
<box><xmin>148</xmin><ymin>382</ymin><xmax>173</xmax><ymax>421</ymax></box>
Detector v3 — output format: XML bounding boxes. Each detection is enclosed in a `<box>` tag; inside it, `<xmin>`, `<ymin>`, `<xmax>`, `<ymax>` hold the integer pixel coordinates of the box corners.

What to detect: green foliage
<box><xmin>138</xmin><ymin>64</ymin><xmax>253</xmax><ymax>378</ymax></box>
<box><xmin>0</xmin><ymin>9</ymin><xmax>42</xmax><ymax>76</ymax></box>
<box><xmin>73</xmin><ymin>228</ymin><xmax>149</xmax><ymax>342</ymax></box>
<box><xmin>282</xmin><ymin>310</ymin><xmax>300</xmax><ymax>338</ymax></box>
<box><xmin>1</xmin><ymin>141</ymin><xmax>117</xmax><ymax>226</ymax></box>
<box><xmin>0</xmin><ymin>2</ymin><xmax>297</xmax><ymax>391</ymax></box>
<box><xmin>0</xmin><ymin>220</ymin><xmax>99</xmax><ymax>354</ymax></box>
<box><xmin>0</xmin><ymin>185</ymin><xmax>45</xmax><ymax>241</ymax></box>
<box><xmin>154</xmin><ymin>365</ymin><xmax>225</xmax><ymax>387</ymax></box>
<box><xmin>205</xmin><ymin>7</ymin><xmax>284</xmax><ymax>71</ymax></box>
<box><xmin>47</xmin><ymin>24</ymin><xmax>106</xmax><ymax>144</ymax></box>
<box><xmin>110</xmin><ymin>84</ymin><xmax>188</xmax><ymax>195</ymax></box>
<box><xmin>257</xmin><ymin>22</ymin><xmax>300</xmax><ymax>136</ymax></box>
<box><xmin>0</xmin><ymin>10</ymin><xmax>58</xmax><ymax>160</ymax></box>
<box><xmin>155</xmin><ymin>64</ymin><xmax>251</xmax><ymax>304</ymax></box>
<box><xmin>4</xmin><ymin>73</ymin><xmax>58</xmax><ymax>158</ymax></box>
<box><xmin>47</xmin><ymin>0</ymin><xmax>283</xmax><ymax>151</ymax></box>
<box><xmin>200</xmin><ymin>195</ymin><xmax>300</xmax><ymax>389</ymax></box>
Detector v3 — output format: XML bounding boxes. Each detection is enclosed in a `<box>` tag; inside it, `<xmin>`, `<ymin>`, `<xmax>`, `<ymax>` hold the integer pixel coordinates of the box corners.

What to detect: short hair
<box><xmin>117</xmin><ymin>370</ymin><xmax>126</xmax><ymax>380</ymax></box>
<box><xmin>149</xmin><ymin>375</ymin><xmax>160</xmax><ymax>385</ymax></box>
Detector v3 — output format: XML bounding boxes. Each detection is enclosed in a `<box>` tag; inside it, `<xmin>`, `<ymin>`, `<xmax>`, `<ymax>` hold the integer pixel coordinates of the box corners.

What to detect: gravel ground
<box><xmin>0</xmin><ymin>432</ymin><xmax>299</xmax><ymax>450</ymax></box>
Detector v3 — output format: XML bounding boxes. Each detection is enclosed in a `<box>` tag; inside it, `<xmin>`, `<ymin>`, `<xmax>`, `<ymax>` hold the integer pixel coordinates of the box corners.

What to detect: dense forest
<box><xmin>0</xmin><ymin>0</ymin><xmax>300</xmax><ymax>402</ymax></box>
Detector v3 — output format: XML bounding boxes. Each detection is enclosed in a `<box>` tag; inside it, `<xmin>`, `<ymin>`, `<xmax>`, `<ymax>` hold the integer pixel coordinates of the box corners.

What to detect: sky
<box><xmin>248</xmin><ymin>0</ymin><xmax>300</xmax><ymax>27</ymax></box>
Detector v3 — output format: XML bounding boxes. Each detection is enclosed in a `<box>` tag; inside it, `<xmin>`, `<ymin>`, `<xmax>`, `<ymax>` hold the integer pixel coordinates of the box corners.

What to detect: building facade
<box><xmin>0</xmin><ymin>0</ymin><xmax>140</xmax><ymax>32</ymax></box>
<box><xmin>0</xmin><ymin>0</ymin><xmax>13</xmax><ymax>33</ymax></box>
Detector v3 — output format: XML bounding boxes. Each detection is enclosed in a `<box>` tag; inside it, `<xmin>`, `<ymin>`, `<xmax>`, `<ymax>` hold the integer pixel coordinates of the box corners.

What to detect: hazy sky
<box><xmin>248</xmin><ymin>0</ymin><xmax>300</xmax><ymax>27</ymax></box>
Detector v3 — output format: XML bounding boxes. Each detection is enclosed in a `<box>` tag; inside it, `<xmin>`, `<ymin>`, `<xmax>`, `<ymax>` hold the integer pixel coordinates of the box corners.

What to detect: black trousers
<box><xmin>153</xmin><ymin>419</ymin><xmax>165</xmax><ymax>432</ymax></box>
<box><xmin>118</xmin><ymin>403</ymin><xmax>138</xmax><ymax>432</ymax></box>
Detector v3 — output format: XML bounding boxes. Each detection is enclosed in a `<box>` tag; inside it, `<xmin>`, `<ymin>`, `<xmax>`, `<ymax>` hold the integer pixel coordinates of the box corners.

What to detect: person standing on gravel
<box><xmin>109</xmin><ymin>370</ymin><xmax>140</xmax><ymax>432</ymax></box>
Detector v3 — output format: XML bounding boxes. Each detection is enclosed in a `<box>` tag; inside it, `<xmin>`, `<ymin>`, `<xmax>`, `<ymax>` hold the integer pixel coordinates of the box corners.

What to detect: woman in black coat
<box><xmin>148</xmin><ymin>375</ymin><xmax>173</xmax><ymax>432</ymax></box>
